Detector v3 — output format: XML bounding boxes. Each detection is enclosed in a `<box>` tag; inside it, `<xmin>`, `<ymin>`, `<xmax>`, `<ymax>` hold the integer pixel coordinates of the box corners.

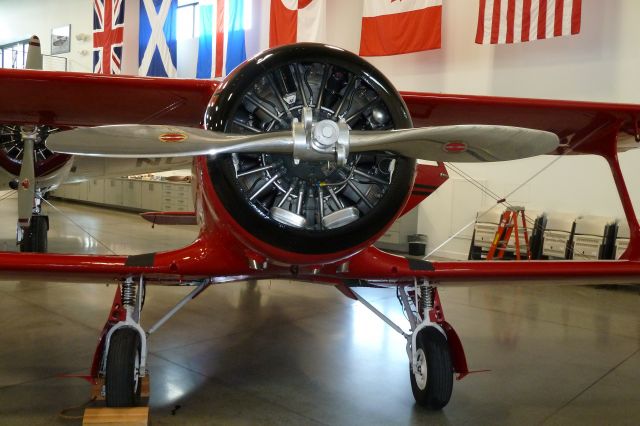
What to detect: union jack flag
<box><xmin>93</xmin><ymin>0</ymin><xmax>125</xmax><ymax>74</ymax></box>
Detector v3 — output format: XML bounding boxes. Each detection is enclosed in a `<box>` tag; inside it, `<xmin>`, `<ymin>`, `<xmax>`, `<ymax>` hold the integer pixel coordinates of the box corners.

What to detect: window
<box><xmin>177</xmin><ymin>1</ymin><xmax>199</xmax><ymax>41</ymax></box>
<box><xmin>0</xmin><ymin>39</ymin><xmax>29</xmax><ymax>69</ymax></box>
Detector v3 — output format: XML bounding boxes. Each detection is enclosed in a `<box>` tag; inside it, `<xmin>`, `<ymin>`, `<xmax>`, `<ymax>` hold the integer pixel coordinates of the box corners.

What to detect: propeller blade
<box><xmin>25</xmin><ymin>35</ymin><xmax>43</xmax><ymax>70</ymax></box>
<box><xmin>46</xmin><ymin>125</ymin><xmax>293</xmax><ymax>158</ymax></box>
<box><xmin>47</xmin><ymin>123</ymin><xmax>558</xmax><ymax>164</ymax></box>
<box><xmin>17</xmin><ymin>137</ymin><xmax>36</xmax><ymax>228</ymax></box>
<box><xmin>349</xmin><ymin>125</ymin><xmax>559</xmax><ymax>162</ymax></box>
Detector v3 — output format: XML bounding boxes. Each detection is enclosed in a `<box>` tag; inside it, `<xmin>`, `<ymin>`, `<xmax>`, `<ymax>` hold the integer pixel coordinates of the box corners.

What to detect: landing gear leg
<box><xmin>93</xmin><ymin>278</ymin><xmax>209</xmax><ymax>407</ymax></box>
<box><xmin>15</xmin><ymin>131</ymin><xmax>49</xmax><ymax>253</ymax></box>
<box><xmin>19</xmin><ymin>195</ymin><xmax>48</xmax><ymax>253</ymax></box>
<box><xmin>406</xmin><ymin>283</ymin><xmax>453</xmax><ymax>409</ymax></box>
<box><xmin>100</xmin><ymin>277</ymin><xmax>148</xmax><ymax>407</ymax></box>
<box><xmin>16</xmin><ymin>183</ymin><xmax>49</xmax><ymax>253</ymax></box>
<box><xmin>351</xmin><ymin>279</ymin><xmax>467</xmax><ymax>410</ymax></box>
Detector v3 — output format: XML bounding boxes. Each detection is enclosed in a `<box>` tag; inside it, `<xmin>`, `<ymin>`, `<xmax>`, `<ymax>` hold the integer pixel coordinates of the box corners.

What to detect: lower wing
<box><xmin>0</xmin><ymin>246</ymin><xmax>638</xmax><ymax>288</ymax></box>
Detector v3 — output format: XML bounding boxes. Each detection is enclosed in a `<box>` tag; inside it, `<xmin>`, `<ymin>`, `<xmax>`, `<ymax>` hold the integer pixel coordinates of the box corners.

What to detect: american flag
<box><xmin>476</xmin><ymin>0</ymin><xmax>582</xmax><ymax>44</ymax></box>
<box><xmin>93</xmin><ymin>0</ymin><xmax>125</xmax><ymax>74</ymax></box>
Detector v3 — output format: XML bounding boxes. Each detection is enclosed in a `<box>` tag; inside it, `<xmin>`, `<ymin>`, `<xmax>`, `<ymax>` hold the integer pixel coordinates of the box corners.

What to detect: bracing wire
<box><xmin>0</xmin><ymin>190</ymin><xmax>17</xmax><ymax>203</ymax></box>
<box><xmin>39</xmin><ymin>196</ymin><xmax>118</xmax><ymax>255</ymax></box>
<box><xmin>427</xmin><ymin>146</ymin><xmax>576</xmax><ymax>259</ymax></box>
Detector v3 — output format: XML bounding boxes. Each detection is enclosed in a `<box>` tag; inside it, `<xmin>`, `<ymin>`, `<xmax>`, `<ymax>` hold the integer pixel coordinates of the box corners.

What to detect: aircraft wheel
<box><xmin>410</xmin><ymin>327</ymin><xmax>454</xmax><ymax>410</ymax></box>
<box><xmin>105</xmin><ymin>328</ymin><xmax>142</xmax><ymax>407</ymax></box>
<box><xmin>20</xmin><ymin>215</ymin><xmax>48</xmax><ymax>253</ymax></box>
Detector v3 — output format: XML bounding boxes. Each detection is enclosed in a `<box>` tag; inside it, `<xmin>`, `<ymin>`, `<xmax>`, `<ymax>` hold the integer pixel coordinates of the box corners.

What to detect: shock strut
<box><xmin>121</xmin><ymin>277</ymin><xmax>136</xmax><ymax>308</ymax></box>
<box><xmin>417</xmin><ymin>280</ymin><xmax>434</xmax><ymax>322</ymax></box>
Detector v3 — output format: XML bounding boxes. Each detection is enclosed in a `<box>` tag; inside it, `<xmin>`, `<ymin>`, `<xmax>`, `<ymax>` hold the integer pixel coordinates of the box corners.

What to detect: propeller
<box><xmin>25</xmin><ymin>35</ymin><xmax>43</xmax><ymax>71</ymax></box>
<box><xmin>16</xmin><ymin>35</ymin><xmax>43</xmax><ymax>235</ymax></box>
<box><xmin>17</xmin><ymin>133</ymin><xmax>36</xmax><ymax>229</ymax></box>
<box><xmin>47</xmin><ymin>118</ymin><xmax>559</xmax><ymax>164</ymax></box>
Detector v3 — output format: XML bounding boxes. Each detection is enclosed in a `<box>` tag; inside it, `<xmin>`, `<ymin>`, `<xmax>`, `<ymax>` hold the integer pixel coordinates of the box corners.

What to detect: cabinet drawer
<box><xmin>379</xmin><ymin>230</ymin><xmax>400</xmax><ymax>244</ymax></box>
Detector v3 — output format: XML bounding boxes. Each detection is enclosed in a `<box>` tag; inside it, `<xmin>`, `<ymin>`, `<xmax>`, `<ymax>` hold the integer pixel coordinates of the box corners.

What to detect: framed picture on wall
<box><xmin>51</xmin><ymin>25</ymin><xmax>71</xmax><ymax>55</ymax></box>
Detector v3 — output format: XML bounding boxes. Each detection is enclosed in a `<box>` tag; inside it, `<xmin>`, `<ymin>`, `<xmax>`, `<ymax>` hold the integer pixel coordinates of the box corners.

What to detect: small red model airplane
<box><xmin>0</xmin><ymin>43</ymin><xmax>639</xmax><ymax>410</ymax></box>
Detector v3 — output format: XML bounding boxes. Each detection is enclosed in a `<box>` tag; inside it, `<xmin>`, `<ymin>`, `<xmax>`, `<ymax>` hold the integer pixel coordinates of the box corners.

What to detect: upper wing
<box><xmin>3</xmin><ymin>70</ymin><xmax>637</xmax><ymax>143</ymax></box>
<box><xmin>401</xmin><ymin>91</ymin><xmax>640</xmax><ymax>155</ymax></box>
<box><xmin>0</xmin><ymin>69</ymin><xmax>218</xmax><ymax>127</ymax></box>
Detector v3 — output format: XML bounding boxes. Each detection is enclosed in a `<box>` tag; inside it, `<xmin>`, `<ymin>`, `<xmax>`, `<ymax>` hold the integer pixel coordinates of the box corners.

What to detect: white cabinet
<box><xmin>141</xmin><ymin>181</ymin><xmax>163</xmax><ymax>211</ymax></box>
<box><xmin>122</xmin><ymin>180</ymin><xmax>142</xmax><ymax>209</ymax></box>
<box><xmin>378</xmin><ymin>221</ymin><xmax>401</xmax><ymax>244</ymax></box>
<box><xmin>53</xmin><ymin>184</ymin><xmax>67</xmax><ymax>198</ymax></box>
<box><xmin>104</xmin><ymin>179</ymin><xmax>123</xmax><ymax>206</ymax></box>
<box><xmin>161</xmin><ymin>182</ymin><xmax>193</xmax><ymax>212</ymax></box>
<box><xmin>59</xmin><ymin>182</ymin><xmax>87</xmax><ymax>200</ymax></box>
<box><xmin>87</xmin><ymin>179</ymin><xmax>105</xmax><ymax>204</ymax></box>
<box><xmin>375</xmin><ymin>209</ymin><xmax>419</xmax><ymax>252</ymax></box>
<box><xmin>54</xmin><ymin>179</ymin><xmax>193</xmax><ymax>213</ymax></box>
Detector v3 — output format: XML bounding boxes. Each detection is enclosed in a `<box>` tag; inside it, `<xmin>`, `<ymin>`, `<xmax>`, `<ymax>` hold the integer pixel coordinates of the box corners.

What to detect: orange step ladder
<box><xmin>486</xmin><ymin>206</ymin><xmax>531</xmax><ymax>260</ymax></box>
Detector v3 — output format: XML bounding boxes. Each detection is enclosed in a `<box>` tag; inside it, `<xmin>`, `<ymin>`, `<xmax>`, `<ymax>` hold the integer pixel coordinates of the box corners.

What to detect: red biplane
<box><xmin>0</xmin><ymin>43</ymin><xmax>639</xmax><ymax>410</ymax></box>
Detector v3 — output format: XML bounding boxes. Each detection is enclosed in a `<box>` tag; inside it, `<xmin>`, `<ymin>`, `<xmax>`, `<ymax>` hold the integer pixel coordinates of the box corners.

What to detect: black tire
<box><xmin>410</xmin><ymin>327</ymin><xmax>454</xmax><ymax>410</ymax></box>
<box><xmin>105</xmin><ymin>328</ymin><xmax>142</xmax><ymax>407</ymax></box>
<box><xmin>20</xmin><ymin>215</ymin><xmax>48</xmax><ymax>253</ymax></box>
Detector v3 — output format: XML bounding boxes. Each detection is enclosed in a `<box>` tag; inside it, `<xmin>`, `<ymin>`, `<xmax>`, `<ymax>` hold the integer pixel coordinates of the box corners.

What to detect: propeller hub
<box><xmin>313</xmin><ymin>120</ymin><xmax>339</xmax><ymax>148</ymax></box>
<box><xmin>19</xmin><ymin>125</ymin><xmax>39</xmax><ymax>140</ymax></box>
<box><xmin>292</xmin><ymin>107</ymin><xmax>350</xmax><ymax>166</ymax></box>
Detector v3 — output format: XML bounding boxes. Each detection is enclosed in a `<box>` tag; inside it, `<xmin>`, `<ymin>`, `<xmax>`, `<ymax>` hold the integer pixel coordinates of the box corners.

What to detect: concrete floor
<box><xmin>0</xmin><ymin>193</ymin><xmax>639</xmax><ymax>425</ymax></box>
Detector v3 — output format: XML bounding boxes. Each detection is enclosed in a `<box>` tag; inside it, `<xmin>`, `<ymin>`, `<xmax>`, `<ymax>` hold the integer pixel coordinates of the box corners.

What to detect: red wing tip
<box><xmin>140</xmin><ymin>211</ymin><xmax>197</xmax><ymax>225</ymax></box>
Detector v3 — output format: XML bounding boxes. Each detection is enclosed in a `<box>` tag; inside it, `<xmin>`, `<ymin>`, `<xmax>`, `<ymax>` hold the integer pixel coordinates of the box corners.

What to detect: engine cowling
<box><xmin>205</xmin><ymin>43</ymin><xmax>416</xmax><ymax>259</ymax></box>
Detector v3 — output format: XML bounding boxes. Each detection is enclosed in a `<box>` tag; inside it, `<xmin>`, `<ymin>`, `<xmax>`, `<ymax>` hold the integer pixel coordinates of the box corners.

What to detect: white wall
<box><xmin>2</xmin><ymin>0</ymin><xmax>639</xmax><ymax>258</ymax></box>
<box><xmin>0</xmin><ymin>0</ymin><xmax>93</xmax><ymax>72</ymax></box>
<box><xmin>321</xmin><ymin>0</ymin><xmax>640</xmax><ymax>258</ymax></box>
<box><xmin>0</xmin><ymin>0</ymin><xmax>138</xmax><ymax>74</ymax></box>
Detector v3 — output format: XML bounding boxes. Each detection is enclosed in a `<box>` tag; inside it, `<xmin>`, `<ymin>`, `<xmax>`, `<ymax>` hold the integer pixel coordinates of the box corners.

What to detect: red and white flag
<box><xmin>476</xmin><ymin>0</ymin><xmax>582</xmax><ymax>44</ymax></box>
<box><xmin>359</xmin><ymin>0</ymin><xmax>442</xmax><ymax>57</ymax></box>
<box><xmin>269</xmin><ymin>0</ymin><xmax>326</xmax><ymax>48</ymax></box>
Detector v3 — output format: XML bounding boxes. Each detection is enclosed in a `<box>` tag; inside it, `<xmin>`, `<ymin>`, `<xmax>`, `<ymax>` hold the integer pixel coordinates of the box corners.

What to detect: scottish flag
<box><xmin>196</xmin><ymin>0</ymin><xmax>247</xmax><ymax>79</ymax></box>
<box><xmin>139</xmin><ymin>0</ymin><xmax>177</xmax><ymax>77</ymax></box>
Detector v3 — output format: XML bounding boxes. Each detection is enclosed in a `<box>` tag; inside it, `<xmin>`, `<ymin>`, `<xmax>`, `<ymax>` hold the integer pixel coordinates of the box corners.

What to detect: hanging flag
<box><xmin>196</xmin><ymin>0</ymin><xmax>217</xmax><ymax>79</ymax></box>
<box><xmin>475</xmin><ymin>0</ymin><xmax>582</xmax><ymax>44</ymax></box>
<box><xmin>225</xmin><ymin>0</ymin><xmax>246</xmax><ymax>75</ymax></box>
<box><xmin>196</xmin><ymin>0</ymin><xmax>248</xmax><ymax>79</ymax></box>
<box><xmin>93</xmin><ymin>0</ymin><xmax>125</xmax><ymax>74</ymax></box>
<box><xmin>139</xmin><ymin>0</ymin><xmax>177</xmax><ymax>77</ymax></box>
<box><xmin>359</xmin><ymin>0</ymin><xmax>441</xmax><ymax>56</ymax></box>
<box><xmin>269</xmin><ymin>0</ymin><xmax>326</xmax><ymax>48</ymax></box>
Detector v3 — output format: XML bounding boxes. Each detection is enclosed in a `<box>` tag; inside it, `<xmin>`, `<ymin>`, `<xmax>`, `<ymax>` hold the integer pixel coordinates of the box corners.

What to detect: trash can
<box><xmin>408</xmin><ymin>234</ymin><xmax>428</xmax><ymax>256</ymax></box>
